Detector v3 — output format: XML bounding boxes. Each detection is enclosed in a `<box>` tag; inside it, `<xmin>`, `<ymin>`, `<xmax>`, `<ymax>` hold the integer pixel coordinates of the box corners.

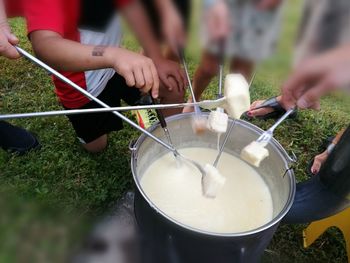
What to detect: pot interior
<box><xmin>132</xmin><ymin>113</ymin><xmax>295</xmax><ymax>235</ymax></box>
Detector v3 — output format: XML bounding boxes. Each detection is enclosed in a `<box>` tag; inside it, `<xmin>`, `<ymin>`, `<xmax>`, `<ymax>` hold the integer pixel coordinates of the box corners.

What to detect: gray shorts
<box><xmin>202</xmin><ymin>0</ymin><xmax>284</xmax><ymax>62</ymax></box>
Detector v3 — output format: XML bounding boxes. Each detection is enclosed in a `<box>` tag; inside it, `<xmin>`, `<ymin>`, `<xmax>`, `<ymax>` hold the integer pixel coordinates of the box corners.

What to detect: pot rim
<box><xmin>131</xmin><ymin>113</ymin><xmax>296</xmax><ymax>237</ymax></box>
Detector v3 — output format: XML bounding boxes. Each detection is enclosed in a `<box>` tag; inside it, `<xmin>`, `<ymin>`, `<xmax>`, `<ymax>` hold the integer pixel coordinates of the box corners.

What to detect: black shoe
<box><xmin>0</xmin><ymin>121</ymin><xmax>40</xmax><ymax>155</ymax></box>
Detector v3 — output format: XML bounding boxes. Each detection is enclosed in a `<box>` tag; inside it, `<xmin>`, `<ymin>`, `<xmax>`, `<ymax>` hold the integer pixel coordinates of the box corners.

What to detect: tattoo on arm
<box><xmin>92</xmin><ymin>45</ymin><xmax>107</xmax><ymax>56</ymax></box>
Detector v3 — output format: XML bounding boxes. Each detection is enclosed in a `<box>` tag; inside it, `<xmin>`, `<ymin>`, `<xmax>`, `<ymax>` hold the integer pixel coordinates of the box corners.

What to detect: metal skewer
<box><xmin>15</xmin><ymin>46</ymin><xmax>175</xmax><ymax>152</ymax></box>
<box><xmin>149</xmin><ymin>95</ymin><xmax>177</xmax><ymax>157</ymax></box>
<box><xmin>213</xmin><ymin>121</ymin><xmax>235</xmax><ymax>167</ymax></box>
<box><xmin>218</xmin><ymin>38</ymin><xmax>226</xmax><ymax>99</ymax></box>
<box><xmin>256</xmin><ymin>108</ymin><xmax>297</xmax><ymax>147</ymax></box>
<box><xmin>179</xmin><ymin>48</ymin><xmax>202</xmax><ymax>115</ymax></box>
<box><xmin>0</xmin><ymin>100</ymin><xmax>225</xmax><ymax>121</ymax></box>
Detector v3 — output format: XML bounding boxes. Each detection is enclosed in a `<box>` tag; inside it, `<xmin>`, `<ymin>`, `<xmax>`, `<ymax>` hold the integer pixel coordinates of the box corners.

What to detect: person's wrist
<box><xmin>146</xmin><ymin>52</ymin><xmax>163</xmax><ymax>64</ymax></box>
<box><xmin>104</xmin><ymin>47</ymin><xmax>121</xmax><ymax>68</ymax></box>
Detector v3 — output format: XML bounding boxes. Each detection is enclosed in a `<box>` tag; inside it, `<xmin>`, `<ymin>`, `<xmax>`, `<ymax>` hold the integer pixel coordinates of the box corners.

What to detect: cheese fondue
<box><xmin>140</xmin><ymin>147</ymin><xmax>273</xmax><ymax>233</ymax></box>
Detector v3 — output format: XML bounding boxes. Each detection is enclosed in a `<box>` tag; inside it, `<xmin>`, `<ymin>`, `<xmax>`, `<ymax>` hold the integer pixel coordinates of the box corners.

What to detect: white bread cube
<box><xmin>224</xmin><ymin>74</ymin><xmax>251</xmax><ymax>119</ymax></box>
<box><xmin>241</xmin><ymin>141</ymin><xmax>269</xmax><ymax>167</ymax></box>
<box><xmin>208</xmin><ymin>109</ymin><xmax>228</xmax><ymax>134</ymax></box>
<box><xmin>202</xmin><ymin>164</ymin><xmax>226</xmax><ymax>198</ymax></box>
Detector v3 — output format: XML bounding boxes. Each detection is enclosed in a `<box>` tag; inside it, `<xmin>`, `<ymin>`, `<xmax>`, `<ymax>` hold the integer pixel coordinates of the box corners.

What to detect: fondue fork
<box><xmin>256</xmin><ymin>108</ymin><xmax>297</xmax><ymax>147</ymax></box>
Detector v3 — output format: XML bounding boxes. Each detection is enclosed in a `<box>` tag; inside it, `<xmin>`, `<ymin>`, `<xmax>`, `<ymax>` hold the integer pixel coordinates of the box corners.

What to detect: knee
<box><xmin>198</xmin><ymin>61</ymin><xmax>219</xmax><ymax>78</ymax></box>
<box><xmin>160</xmin><ymin>86</ymin><xmax>185</xmax><ymax>103</ymax></box>
<box><xmin>82</xmin><ymin>135</ymin><xmax>107</xmax><ymax>153</ymax></box>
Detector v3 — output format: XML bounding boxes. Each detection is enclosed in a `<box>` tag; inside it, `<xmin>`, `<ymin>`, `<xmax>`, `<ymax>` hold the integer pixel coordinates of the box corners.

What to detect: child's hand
<box><xmin>281</xmin><ymin>46</ymin><xmax>350</xmax><ymax>110</ymax></box>
<box><xmin>257</xmin><ymin>0</ymin><xmax>282</xmax><ymax>11</ymax></box>
<box><xmin>0</xmin><ymin>21</ymin><xmax>20</xmax><ymax>59</ymax></box>
<box><xmin>152</xmin><ymin>57</ymin><xmax>187</xmax><ymax>92</ymax></box>
<box><xmin>111</xmin><ymin>49</ymin><xmax>159</xmax><ymax>98</ymax></box>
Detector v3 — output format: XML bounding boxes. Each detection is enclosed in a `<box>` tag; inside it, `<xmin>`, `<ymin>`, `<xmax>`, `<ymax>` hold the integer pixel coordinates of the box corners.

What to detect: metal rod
<box><xmin>15</xmin><ymin>46</ymin><xmax>175</xmax><ymax>152</ymax></box>
<box><xmin>0</xmin><ymin>99</ymin><xmax>224</xmax><ymax>121</ymax></box>
<box><xmin>268</xmin><ymin>108</ymin><xmax>296</xmax><ymax>133</ymax></box>
<box><xmin>218</xmin><ymin>64</ymin><xmax>223</xmax><ymax>98</ymax></box>
<box><xmin>213</xmin><ymin>121</ymin><xmax>235</xmax><ymax>167</ymax></box>
<box><xmin>179</xmin><ymin>49</ymin><xmax>201</xmax><ymax>115</ymax></box>
<box><xmin>218</xmin><ymin>38</ymin><xmax>226</xmax><ymax>98</ymax></box>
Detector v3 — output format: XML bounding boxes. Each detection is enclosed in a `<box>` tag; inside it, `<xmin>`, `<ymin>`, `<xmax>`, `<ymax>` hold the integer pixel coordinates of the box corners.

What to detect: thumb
<box><xmin>5</xmin><ymin>32</ymin><xmax>19</xmax><ymax>45</ymax></box>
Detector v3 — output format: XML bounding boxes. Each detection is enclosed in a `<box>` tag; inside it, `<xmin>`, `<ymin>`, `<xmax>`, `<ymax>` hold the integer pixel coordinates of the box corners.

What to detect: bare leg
<box><xmin>83</xmin><ymin>134</ymin><xmax>108</xmax><ymax>153</ymax></box>
<box><xmin>159</xmin><ymin>84</ymin><xmax>185</xmax><ymax>117</ymax></box>
<box><xmin>230</xmin><ymin>57</ymin><xmax>254</xmax><ymax>80</ymax></box>
<box><xmin>183</xmin><ymin>52</ymin><xmax>219</xmax><ymax>113</ymax></box>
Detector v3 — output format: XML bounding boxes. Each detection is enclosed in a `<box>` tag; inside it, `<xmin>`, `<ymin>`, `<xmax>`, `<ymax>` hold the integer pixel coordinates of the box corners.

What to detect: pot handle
<box><xmin>282</xmin><ymin>151</ymin><xmax>298</xmax><ymax>178</ymax></box>
<box><xmin>287</xmin><ymin>151</ymin><xmax>297</xmax><ymax>164</ymax></box>
<box><xmin>129</xmin><ymin>139</ymin><xmax>138</xmax><ymax>152</ymax></box>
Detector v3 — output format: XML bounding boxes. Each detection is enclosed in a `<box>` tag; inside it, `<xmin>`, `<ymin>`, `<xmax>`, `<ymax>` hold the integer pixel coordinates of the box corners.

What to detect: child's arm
<box><xmin>121</xmin><ymin>1</ymin><xmax>187</xmax><ymax>92</ymax></box>
<box><xmin>154</xmin><ymin>0</ymin><xmax>186</xmax><ymax>54</ymax></box>
<box><xmin>30</xmin><ymin>30</ymin><xmax>159</xmax><ymax>98</ymax></box>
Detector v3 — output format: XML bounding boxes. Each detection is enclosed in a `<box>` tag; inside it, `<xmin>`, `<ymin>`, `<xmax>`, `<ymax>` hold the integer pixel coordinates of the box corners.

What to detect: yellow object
<box><xmin>303</xmin><ymin>207</ymin><xmax>350</xmax><ymax>262</ymax></box>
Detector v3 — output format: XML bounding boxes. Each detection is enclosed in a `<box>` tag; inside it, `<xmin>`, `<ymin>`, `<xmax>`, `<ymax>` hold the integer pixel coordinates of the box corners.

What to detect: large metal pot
<box><xmin>131</xmin><ymin>113</ymin><xmax>296</xmax><ymax>263</ymax></box>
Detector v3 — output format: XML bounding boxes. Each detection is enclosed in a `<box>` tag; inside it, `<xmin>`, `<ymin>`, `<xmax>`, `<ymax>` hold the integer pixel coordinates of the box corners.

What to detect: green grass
<box><xmin>1</xmin><ymin>0</ymin><xmax>350</xmax><ymax>262</ymax></box>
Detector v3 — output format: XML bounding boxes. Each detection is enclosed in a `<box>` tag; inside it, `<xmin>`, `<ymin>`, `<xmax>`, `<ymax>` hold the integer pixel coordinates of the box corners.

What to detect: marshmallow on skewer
<box><xmin>224</xmin><ymin>74</ymin><xmax>251</xmax><ymax>119</ymax></box>
<box><xmin>202</xmin><ymin>164</ymin><xmax>226</xmax><ymax>198</ymax></box>
<box><xmin>240</xmin><ymin>141</ymin><xmax>269</xmax><ymax>167</ymax></box>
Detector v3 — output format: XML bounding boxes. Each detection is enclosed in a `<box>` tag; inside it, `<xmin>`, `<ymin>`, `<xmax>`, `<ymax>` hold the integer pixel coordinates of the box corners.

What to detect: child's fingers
<box><xmin>160</xmin><ymin>74</ymin><xmax>175</xmax><ymax>91</ymax></box>
<box><xmin>5</xmin><ymin>31</ymin><xmax>19</xmax><ymax>45</ymax></box>
<box><xmin>142</xmin><ymin>66</ymin><xmax>154</xmax><ymax>94</ymax></box>
<box><xmin>171</xmin><ymin>69</ymin><xmax>184</xmax><ymax>91</ymax></box>
<box><xmin>150</xmin><ymin>63</ymin><xmax>159</xmax><ymax>98</ymax></box>
<box><xmin>167</xmin><ymin>77</ymin><xmax>178</xmax><ymax>93</ymax></box>
<box><xmin>133</xmin><ymin>67</ymin><xmax>145</xmax><ymax>89</ymax></box>
<box><xmin>123</xmin><ymin>71</ymin><xmax>136</xmax><ymax>87</ymax></box>
<box><xmin>0</xmin><ymin>30</ymin><xmax>20</xmax><ymax>59</ymax></box>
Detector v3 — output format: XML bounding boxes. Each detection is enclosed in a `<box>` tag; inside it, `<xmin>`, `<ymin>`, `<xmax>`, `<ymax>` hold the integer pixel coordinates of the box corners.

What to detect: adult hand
<box><xmin>281</xmin><ymin>46</ymin><xmax>350</xmax><ymax>110</ymax></box>
<box><xmin>204</xmin><ymin>0</ymin><xmax>230</xmax><ymax>43</ymax></box>
<box><xmin>256</xmin><ymin>0</ymin><xmax>282</xmax><ymax>11</ymax></box>
<box><xmin>153</xmin><ymin>57</ymin><xmax>187</xmax><ymax>92</ymax></box>
<box><xmin>0</xmin><ymin>20</ymin><xmax>20</xmax><ymax>59</ymax></box>
<box><xmin>161</xmin><ymin>3</ymin><xmax>186</xmax><ymax>56</ymax></box>
<box><xmin>111</xmin><ymin>48</ymin><xmax>159</xmax><ymax>98</ymax></box>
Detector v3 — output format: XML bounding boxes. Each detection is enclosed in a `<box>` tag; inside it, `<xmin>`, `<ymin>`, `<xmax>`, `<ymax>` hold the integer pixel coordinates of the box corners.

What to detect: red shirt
<box><xmin>5</xmin><ymin>0</ymin><xmax>23</xmax><ymax>17</ymax></box>
<box><xmin>21</xmin><ymin>0</ymin><xmax>132</xmax><ymax>108</ymax></box>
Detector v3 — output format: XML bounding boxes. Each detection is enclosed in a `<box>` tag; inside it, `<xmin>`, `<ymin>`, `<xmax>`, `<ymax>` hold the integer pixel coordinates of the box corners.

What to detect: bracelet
<box><xmin>327</xmin><ymin>143</ymin><xmax>336</xmax><ymax>154</ymax></box>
